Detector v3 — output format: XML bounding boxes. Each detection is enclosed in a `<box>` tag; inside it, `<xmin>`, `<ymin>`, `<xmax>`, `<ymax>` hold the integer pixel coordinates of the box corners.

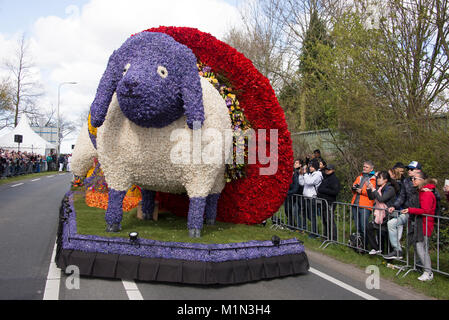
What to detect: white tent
<box><xmin>0</xmin><ymin>115</ymin><xmax>56</xmax><ymax>156</ymax></box>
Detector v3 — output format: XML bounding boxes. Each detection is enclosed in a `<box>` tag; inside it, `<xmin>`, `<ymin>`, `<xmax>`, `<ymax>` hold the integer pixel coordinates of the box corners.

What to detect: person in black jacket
<box><xmin>283</xmin><ymin>159</ymin><xmax>303</xmax><ymax>228</ymax></box>
<box><xmin>366</xmin><ymin>171</ymin><xmax>399</xmax><ymax>255</ymax></box>
<box><xmin>385</xmin><ymin>161</ymin><xmax>422</xmax><ymax>259</ymax></box>
<box><xmin>317</xmin><ymin>164</ymin><xmax>340</xmax><ymax>241</ymax></box>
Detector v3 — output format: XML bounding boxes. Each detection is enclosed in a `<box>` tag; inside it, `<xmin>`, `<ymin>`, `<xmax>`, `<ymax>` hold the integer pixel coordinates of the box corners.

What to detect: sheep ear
<box><xmin>90</xmin><ymin>50</ymin><xmax>121</xmax><ymax>128</ymax></box>
<box><xmin>182</xmin><ymin>75</ymin><xmax>205</xmax><ymax>130</ymax></box>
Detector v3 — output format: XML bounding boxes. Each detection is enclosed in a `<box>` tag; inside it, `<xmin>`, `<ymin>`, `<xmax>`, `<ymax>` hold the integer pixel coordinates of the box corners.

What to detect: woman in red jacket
<box><xmin>401</xmin><ymin>172</ymin><xmax>436</xmax><ymax>282</ymax></box>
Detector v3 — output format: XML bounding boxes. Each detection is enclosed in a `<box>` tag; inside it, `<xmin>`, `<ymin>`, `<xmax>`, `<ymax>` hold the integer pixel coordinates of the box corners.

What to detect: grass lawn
<box><xmin>73</xmin><ymin>193</ymin><xmax>297</xmax><ymax>244</ymax></box>
<box><xmin>0</xmin><ymin>171</ymin><xmax>65</xmax><ymax>186</ymax></box>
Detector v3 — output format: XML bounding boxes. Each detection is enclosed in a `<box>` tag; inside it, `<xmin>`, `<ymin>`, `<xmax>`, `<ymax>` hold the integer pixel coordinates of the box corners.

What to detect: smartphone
<box><xmin>445</xmin><ymin>179</ymin><xmax>449</xmax><ymax>187</ymax></box>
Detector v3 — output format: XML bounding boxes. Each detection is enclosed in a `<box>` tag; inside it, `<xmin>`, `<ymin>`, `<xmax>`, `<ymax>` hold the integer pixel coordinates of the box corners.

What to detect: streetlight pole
<box><xmin>57</xmin><ymin>82</ymin><xmax>77</xmax><ymax>157</ymax></box>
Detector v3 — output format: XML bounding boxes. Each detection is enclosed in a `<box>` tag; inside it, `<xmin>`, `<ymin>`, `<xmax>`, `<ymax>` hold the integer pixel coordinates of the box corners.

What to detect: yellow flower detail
<box><xmin>88</xmin><ymin>113</ymin><xmax>97</xmax><ymax>137</ymax></box>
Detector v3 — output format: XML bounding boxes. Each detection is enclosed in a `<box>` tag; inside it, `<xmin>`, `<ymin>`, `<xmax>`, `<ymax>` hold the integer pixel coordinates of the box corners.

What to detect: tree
<box><xmin>0</xmin><ymin>80</ymin><xmax>14</xmax><ymax>129</ymax></box>
<box><xmin>435</xmin><ymin>0</ymin><xmax>449</xmax><ymax>61</ymax></box>
<box><xmin>316</xmin><ymin>0</ymin><xmax>449</xmax><ymax>184</ymax></box>
<box><xmin>296</xmin><ymin>8</ymin><xmax>334</xmax><ymax>130</ymax></box>
<box><xmin>3</xmin><ymin>34</ymin><xmax>43</xmax><ymax>127</ymax></box>
<box><xmin>222</xmin><ymin>0</ymin><xmax>289</xmax><ymax>93</ymax></box>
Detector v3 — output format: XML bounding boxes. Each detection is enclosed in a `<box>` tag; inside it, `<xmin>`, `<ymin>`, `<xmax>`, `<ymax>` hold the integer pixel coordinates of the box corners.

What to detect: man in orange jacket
<box><xmin>351</xmin><ymin>160</ymin><xmax>377</xmax><ymax>247</ymax></box>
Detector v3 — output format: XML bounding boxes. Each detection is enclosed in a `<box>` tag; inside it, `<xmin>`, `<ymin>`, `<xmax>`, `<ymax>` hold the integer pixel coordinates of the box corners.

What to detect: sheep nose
<box><xmin>123</xmin><ymin>77</ymin><xmax>139</xmax><ymax>92</ymax></box>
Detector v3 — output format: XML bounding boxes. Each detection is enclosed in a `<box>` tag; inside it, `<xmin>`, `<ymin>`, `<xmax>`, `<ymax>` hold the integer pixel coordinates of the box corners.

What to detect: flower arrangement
<box><xmin>197</xmin><ymin>61</ymin><xmax>250</xmax><ymax>182</ymax></box>
<box><xmin>84</xmin><ymin>160</ymin><xmax>143</xmax><ymax>212</ymax></box>
<box><xmin>142</xmin><ymin>27</ymin><xmax>293</xmax><ymax>225</ymax></box>
<box><xmin>71</xmin><ymin>176</ymin><xmax>84</xmax><ymax>188</ymax></box>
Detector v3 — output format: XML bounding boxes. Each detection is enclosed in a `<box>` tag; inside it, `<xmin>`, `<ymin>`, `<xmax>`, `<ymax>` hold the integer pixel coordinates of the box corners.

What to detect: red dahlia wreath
<box><xmin>144</xmin><ymin>26</ymin><xmax>293</xmax><ymax>225</ymax></box>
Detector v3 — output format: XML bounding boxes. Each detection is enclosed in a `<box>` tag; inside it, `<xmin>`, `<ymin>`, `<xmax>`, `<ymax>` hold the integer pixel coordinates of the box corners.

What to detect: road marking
<box><xmin>122</xmin><ymin>280</ymin><xmax>144</xmax><ymax>300</ymax></box>
<box><xmin>31</xmin><ymin>178</ymin><xmax>41</xmax><ymax>182</ymax></box>
<box><xmin>47</xmin><ymin>175</ymin><xmax>55</xmax><ymax>178</ymax></box>
<box><xmin>11</xmin><ymin>183</ymin><xmax>24</xmax><ymax>187</ymax></box>
<box><xmin>43</xmin><ymin>241</ymin><xmax>61</xmax><ymax>300</ymax></box>
<box><xmin>309</xmin><ymin>267</ymin><xmax>378</xmax><ymax>300</ymax></box>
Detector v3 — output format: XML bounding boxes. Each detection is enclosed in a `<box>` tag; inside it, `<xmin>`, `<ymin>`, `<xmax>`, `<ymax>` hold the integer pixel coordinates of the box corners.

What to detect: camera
<box><xmin>352</xmin><ymin>184</ymin><xmax>360</xmax><ymax>191</ymax></box>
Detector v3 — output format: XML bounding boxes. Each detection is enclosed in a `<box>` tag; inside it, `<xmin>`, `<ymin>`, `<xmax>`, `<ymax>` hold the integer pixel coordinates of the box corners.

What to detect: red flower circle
<box><xmin>142</xmin><ymin>27</ymin><xmax>293</xmax><ymax>224</ymax></box>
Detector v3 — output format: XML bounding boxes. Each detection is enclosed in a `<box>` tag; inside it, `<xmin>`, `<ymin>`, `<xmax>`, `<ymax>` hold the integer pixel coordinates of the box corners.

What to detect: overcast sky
<box><xmin>0</xmin><ymin>0</ymin><xmax>244</xmax><ymax>153</ymax></box>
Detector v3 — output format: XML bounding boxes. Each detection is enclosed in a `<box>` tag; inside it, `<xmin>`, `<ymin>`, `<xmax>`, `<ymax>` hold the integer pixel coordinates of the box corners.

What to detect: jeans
<box><xmin>352</xmin><ymin>206</ymin><xmax>371</xmax><ymax>244</ymax></box>
<box><xmin>415</xmin><ymin>236</ymin><xmax>432</xmax><ymax>273</ymax></box>
<box><xmin>284</xmin><ymin>196</ymin><xmax>300</xmax><ymax>228</ymax></box>
<box><xmin>303</xmin><ymin>198</ymin><xmax>318</xmax><ymax>234</ymax></box>
<box><xmin>322</xmin><ymin>203</ymin><xmax>337</xmax><ymax>241</ymax></box>
<box><xmin>387</xmin><ymin>213</ymin><xmax>408</xmax><ymax>251</ymax></box>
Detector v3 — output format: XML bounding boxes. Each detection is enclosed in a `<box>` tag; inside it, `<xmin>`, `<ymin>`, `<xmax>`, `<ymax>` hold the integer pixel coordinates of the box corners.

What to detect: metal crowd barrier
<box><xmin>0</xmin><ymin>160</ymin><xmax>49</xmax><ymax>179</ymax></box>
<box><xmin>272</xmin><ymin>194</ymin><xmax>449</xmax><ymax>279</ymax></box>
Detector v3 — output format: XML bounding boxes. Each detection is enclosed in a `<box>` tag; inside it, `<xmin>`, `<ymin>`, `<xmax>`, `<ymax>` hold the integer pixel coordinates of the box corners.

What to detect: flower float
<box><xmin>141</xmin><ymin>27</ymin><xmax>293</xmax><ymax>226</ymax></box>
<box><xmin>61</xmin><ymin>27</ymin><xmax>306</xmax><ymax>285</ymax></box>
<box><xmin>71</xmin><ymin>27</ymin><xmax>293</xmax><ymax>237</ymax></box>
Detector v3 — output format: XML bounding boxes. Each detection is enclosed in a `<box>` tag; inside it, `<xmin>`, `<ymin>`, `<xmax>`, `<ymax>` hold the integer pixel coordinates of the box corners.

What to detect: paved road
<box><xmin>0</xmin><ymin>173</ymin><xmax>72</xmax><ymax>299</ymax></box>
<box><xmin>0</xmin><ymin>174</ymin><xmax>431</xmax><ymax>301</ymax></box>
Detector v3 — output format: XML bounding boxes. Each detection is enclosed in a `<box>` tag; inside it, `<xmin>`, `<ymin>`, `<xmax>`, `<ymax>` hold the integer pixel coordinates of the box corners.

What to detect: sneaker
<box><xmin>418</xmin><ymin>272</ymin><xmax>433</xmax><ymax>282</ymax></box>
<box><xmin>383</xmin><ymin>250</ymin><xmax>403</xmax><ymax>260</ymax></box>
<box><xmin>369</xmin><ymin>249</ymin><xmax>381</xmax><ymax>255</ymax></box>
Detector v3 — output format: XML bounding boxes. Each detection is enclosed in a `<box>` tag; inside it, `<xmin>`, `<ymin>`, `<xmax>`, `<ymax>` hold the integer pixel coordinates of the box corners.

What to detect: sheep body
<box><xmin>71</xmin><ymin>122</ymin><xmax>98</xmax><ymax>177</ymax></box>
<box><xmin>96</xmin><ymin>77</ymin><xmax>231</xmax><ymax>197</ymax></box>
<box><xmin>72</xmin><ymin>77</ymin><xmax>232</xmax><ymax>230</ymax></box>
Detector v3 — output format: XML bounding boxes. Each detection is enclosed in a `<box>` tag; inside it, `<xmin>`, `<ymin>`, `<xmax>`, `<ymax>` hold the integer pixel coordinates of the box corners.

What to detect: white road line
<box><xmin>309</xmin><ymin>267</ymin><xmax>378</xmax><ymax>300</ymax></box>
<box><xmin>122</xmin><ymin>279</ymin><xmax>144</xmax><ymax>300</ymax></box>
<box><xmin>11</xmin><ymin>183</ymin><xmax>24</xmax><ymax>187</ymax></box>
<box><xmin>47</xmin><ymin>175</ymin><xmax>55</xmax><ymax>178</ymax></box>
<box><xmin>43</xmin><ymin>241</ymin><xmax>61</xmax><ymax>300</ymax></box>
<box><xmin>31</xmin><ymin>178</ymin><xmax>41</xmax><ymax>182</ymax></box>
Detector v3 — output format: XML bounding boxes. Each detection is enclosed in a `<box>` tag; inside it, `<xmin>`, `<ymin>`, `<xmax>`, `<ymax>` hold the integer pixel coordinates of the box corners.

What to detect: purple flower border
<box><xmin>61</xmin><ymin>191</ymin><xmax>305</xmax><ymax>263</ymax></box>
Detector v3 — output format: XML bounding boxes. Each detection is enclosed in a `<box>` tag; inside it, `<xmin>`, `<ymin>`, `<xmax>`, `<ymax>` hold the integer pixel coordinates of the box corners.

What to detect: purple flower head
<box><xmin>90</xmin><ymin>32</ymin><xmax>204</xmax><ymax>129</ymax></box>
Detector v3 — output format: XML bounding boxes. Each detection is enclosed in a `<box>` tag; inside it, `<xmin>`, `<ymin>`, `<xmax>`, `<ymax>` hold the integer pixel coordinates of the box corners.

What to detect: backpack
<box><xmin>432</xmin><ymin>190</ymin><xmax>441</xmax><ymax>217</ymax></box>
<box><xmin>348</xmin><ymin>233</ymin><xmax>364</xmax><ymax>254</ymax></box>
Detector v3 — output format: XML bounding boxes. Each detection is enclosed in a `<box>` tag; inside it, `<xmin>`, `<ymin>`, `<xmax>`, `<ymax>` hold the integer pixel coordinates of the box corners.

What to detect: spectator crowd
<box><xmin>0</xmin><ymin>148</ymin><xmax>73</xmax><ymax>178</ymax></box>
<box><xmin>283</xmin><ymin>149</ymin><xmax>449</xmax><ymax>282</ymax></box>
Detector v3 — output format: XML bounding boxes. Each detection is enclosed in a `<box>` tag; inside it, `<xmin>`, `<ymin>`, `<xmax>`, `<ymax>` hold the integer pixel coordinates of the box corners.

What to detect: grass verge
<box><xmin>74</xmin><ymin>193</ymin><xmax>297</xmax><ymax>244</ymax></box>
<box><xmin>0</xmin><ymin>171</ymin><xmax>65</xmax><ymax>186</ymax></box>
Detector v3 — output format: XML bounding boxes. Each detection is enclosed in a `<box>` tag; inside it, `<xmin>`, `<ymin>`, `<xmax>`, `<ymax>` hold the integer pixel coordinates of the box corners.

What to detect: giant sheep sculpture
<box><xmin>72</xmin><ymin>32</ymin><xmax>232</xmax><ymax>238</ymax></box>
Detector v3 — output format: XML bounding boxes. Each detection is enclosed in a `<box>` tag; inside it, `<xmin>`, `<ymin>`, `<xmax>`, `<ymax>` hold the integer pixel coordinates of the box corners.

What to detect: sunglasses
<box><xmin>412</xmin><ymin>177</ymin><xmax>423</xmax><ymax>181</ymax></box>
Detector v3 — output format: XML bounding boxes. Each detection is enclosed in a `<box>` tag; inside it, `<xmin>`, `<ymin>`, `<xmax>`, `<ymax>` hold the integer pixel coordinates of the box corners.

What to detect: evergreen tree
<box><xmin>279</xmin><ymin>8</ymin><xmax>334</xmax><ymax>131</ymax></box>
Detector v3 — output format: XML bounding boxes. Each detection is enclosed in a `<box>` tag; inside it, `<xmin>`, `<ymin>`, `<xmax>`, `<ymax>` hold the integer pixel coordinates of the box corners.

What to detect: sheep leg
<box><xmin>105</xmin><ymin>188</ymin><xmax>127</xmax><ymax>232</ymax></box>
<box><xmin>205</xmin><ymin>193</ymin><xmax>220</xmax><ymax>225</ymax></box>
<box><xmin>187</xmin><ymin>197</ymin><xmax>207</xmax><ymax>238</ymax></box>
<box><xmin>141</xmin><ymin>189</ymin><xmax>156</xmax><ymax>220</ymax></box>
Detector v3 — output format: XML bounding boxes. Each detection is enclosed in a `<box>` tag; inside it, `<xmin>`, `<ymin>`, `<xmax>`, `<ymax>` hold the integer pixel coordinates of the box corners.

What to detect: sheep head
<box><xmin>90</xmin><ymin>32</ymin><xmax>204</xmax><ymax>129</ymax></box>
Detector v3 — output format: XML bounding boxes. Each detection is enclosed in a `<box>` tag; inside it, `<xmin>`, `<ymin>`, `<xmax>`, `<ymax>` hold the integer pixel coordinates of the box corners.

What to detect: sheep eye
<box><xmin>157</xmin><ymin>66</ymin><xmax>168</xmax><ymax>79</ymax></box>
<box><xmin>123</xmin><ymin>63</ymin><xmax>131</xmax><ymax>76</ymax></box>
